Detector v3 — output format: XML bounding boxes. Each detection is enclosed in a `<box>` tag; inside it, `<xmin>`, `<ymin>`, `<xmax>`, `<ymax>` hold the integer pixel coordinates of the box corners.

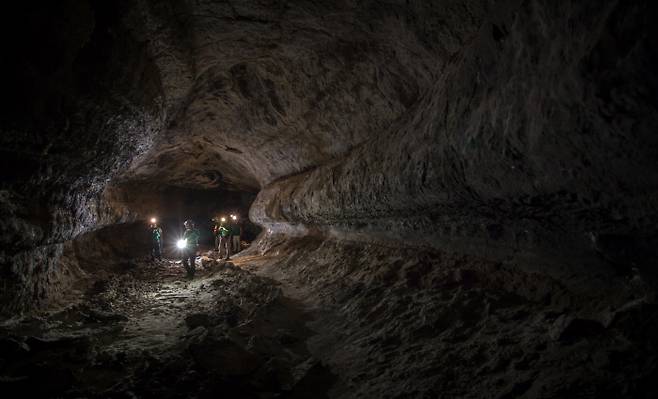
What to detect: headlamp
<box><xmin>176</xmin><ymin>239</ymin><xmax>187</xmax><ymax>249</ymax></box>
<box><xmin>150</xmin><ymin>217</ymin><xmax>157</xmax><ymax>224</ymax></box>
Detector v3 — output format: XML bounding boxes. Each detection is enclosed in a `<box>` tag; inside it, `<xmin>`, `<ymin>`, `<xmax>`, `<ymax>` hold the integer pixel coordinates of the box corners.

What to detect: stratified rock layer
<box><xmin>248</xmin><ymin>234</ymin><xmax>658</xmax><ymax>398</ymax></box>
<box><xmin>251</xmin><ymin>0</ymin><xmax>658</xmax><ymax>282</ymax></box>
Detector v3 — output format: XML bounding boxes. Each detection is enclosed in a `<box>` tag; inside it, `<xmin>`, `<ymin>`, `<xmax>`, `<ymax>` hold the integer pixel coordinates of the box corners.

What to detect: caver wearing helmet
<box><xmin>211</xmin><ymin>217</ymin><xmax>223</xmax><ymax>251</ymax></box>
<box><xmin>218</xmin><ymin>219</ymin><xmax>231</xmax><ymax>260</ymax></box>
<box><xmin>181</xmin><ymin>219</ymin><xmax>200</xmax><ymax>278</ymax></box>
<box><xmin>229</xmin><ymin>214</ymin><xmax>241</xmax><ymax>254</ymax></box>
<box><xmin>149</xmin><ymin>220</ymin><xmax>163</xmax><ymax>261</ymax></box>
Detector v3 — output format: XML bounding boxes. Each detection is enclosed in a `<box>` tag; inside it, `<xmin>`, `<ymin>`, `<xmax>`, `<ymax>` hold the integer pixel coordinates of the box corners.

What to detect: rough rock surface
<box><xmin>250</xmin><ymin>0</ymin><xmax>658</xmax><ymax>280</ymax></box>
<box><xmin>0</xmin><ymin>255</ymin><xmax>327</xmax><ymax>398</ymax></box>
<box><xmin>1</xmin><ymin>1</ymin><xmax>166</xmax><ymax>311</ymax></box>
<box><xmin>245</xmin><ymin>235</ymin><xmax>658</xmax><ymax>398</ymax></box>
<box><xmin>2</xmin><ymin>0</ymin><xmax>658</xmax><ymax>397</ymax></box>
<box><xmin>4</xmin><ymin>0</ymin><xmax>658</xmax><ymax>310</ymax></box>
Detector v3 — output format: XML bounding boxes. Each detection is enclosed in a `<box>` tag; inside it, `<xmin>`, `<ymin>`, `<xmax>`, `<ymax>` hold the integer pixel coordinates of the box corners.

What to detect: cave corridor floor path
<box><xmin>0</xmin><ymin>251</ymin><xmax>325</xmax><ymax>397</ymax></box>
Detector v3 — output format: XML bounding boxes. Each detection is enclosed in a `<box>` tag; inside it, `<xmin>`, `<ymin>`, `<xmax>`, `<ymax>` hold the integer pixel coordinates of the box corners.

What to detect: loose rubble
<box><xmin>0</xmin><ymin>254</ymin><xmax>329</xmax><ymax>398</ymax></box>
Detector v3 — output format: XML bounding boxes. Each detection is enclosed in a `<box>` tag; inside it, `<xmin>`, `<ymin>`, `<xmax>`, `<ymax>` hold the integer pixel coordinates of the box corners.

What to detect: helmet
<box><xmin>184</xmin><ymin>219</ymin><xmax>194</xmax><ymax>228</ymax></box>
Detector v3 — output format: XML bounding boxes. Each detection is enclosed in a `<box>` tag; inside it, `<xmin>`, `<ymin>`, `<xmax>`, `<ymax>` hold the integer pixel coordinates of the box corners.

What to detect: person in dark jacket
<box><xmin>229</xmin><ymin>214</ymin><xmax>241</xmax><ymax>253</ymax></box>
<box><xmin>149</xmin><ymin>219</ymin><xmax>163</xmax><ymax>261</ymax></box>
<box><xmin>180</xmin><ymin>219</ymin><xmax>200</xmax><ymax>278</ymax></box>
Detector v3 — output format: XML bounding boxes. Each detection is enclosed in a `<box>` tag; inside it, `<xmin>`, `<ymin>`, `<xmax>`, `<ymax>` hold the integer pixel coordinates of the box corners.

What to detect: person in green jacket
<box><xmin>218</xmin><ymin>220</ymin><xmax>231</xmax><ymax>260</ymax></box>
<box><xmin>212</xmin><ymin>217</ymin><xmax>226</xmax><ymax>252</ymax></box>
<box><xmin>150</xmin><ymin>220</ymin><xmax>163</xmax><ymax>261</ymax></box>
<box><xmin>181</xmin><ymin>219</ymin><xmax>200</xmax><ymax>277</ymax></box>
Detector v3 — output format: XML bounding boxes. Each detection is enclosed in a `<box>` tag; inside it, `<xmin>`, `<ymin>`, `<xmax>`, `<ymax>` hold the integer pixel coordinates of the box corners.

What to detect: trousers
<box><xmin>219</xmin><ymin>236</ymin><xmax>231</xmax><ymax>259</ymax></box>
<box><xmin>152</xmin><ymin>239</ymin><xmax>162</xmax><ymax>260</ymax></box>
<box><xmin>231</xmin><ymin>235</ymin><xmax>240</xmax><ymax>253</ymax></box>
<box><xmin>182</xmin><ymin>249</ymin><xmax>196</xmax><ymax>276</ymax></box>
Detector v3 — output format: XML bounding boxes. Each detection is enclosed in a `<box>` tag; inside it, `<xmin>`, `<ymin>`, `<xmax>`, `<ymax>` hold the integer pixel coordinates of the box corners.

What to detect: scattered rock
<box><xmin>200</xmin><ymin>256</ymin><xmax>214</xmax><ymax>269</ymax></box>
<box><xmin>185</xmin><ymin>313</ymin><xmax>213</xmax><ymax>329</ymax></box>
<box><xmin>551</xmin><ymin>317</ymin><xmax>606</xmax><ymax>344</ymax></box>
<box><xmin>25</xmin><ymin>335</ymin><xmax>91</xmax><ymax>353</ymax></box>
<box><xmin>277</xmin><ymin>329</ymin><xmax>299</xmax><ymax>345</ymax></box>
<box><xmin>189</xmin><ymin>336</ymin><xmax>261</xmax><ymax>377</ymax></box>
<box><xmin>85</xmin><ymin>309</ymin><xmax>129</xmax><ymax>323</ymax></box>
<box><xmin>6</xmin><ymin>364</ymin><xmax>75</xmax><ymax>397</ymax></box>
<box><xmin>0</xmin><ymin>337</ymin><xmax>30</xmax><ymax>359</ymax></box>
<box><xmin>287</xmin><ymin>358</ymin><xmax>337</xmax><ymax>399</ymax></box>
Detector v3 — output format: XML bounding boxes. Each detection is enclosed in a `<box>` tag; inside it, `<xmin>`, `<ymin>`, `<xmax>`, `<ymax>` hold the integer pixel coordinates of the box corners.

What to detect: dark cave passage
<box><xmin>2</xmin><ymin>0</ymin><xmax>658</xmax><ymax>398</ymax></box>
<box><xmin>101</xmin><ymin>181</ymin><xmax>261</xmax><ymax>249</ymax></box>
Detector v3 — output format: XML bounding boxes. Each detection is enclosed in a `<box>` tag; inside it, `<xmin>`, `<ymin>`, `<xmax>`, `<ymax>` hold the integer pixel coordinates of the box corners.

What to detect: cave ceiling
<box><xmin>119</xmin><ymin>0</ymin><xmax>474</xmax><ymax>192</ymax></box>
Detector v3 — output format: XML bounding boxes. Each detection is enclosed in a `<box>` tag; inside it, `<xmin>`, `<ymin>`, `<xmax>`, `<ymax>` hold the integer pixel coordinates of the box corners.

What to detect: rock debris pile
<box><xmin>245</xmin><ymin>236</ymin><xmax>658</xmax><ymax>398</ymax></box>
<box><xmin>0</xmin><ymin>256</ymin><xmax>331</xmax><ymax>398</ymax></box>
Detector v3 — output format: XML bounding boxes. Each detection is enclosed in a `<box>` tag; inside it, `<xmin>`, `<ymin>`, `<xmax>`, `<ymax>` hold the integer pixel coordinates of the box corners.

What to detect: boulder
<box><xmin>189</xmin><ymin>336</ymin><xmax>261</xmax><ymax>377</ymax></box>
<box><xmin>185</xmin><ymin>313</ymin><xmax>213</xmax><ymax>329</ymax></box>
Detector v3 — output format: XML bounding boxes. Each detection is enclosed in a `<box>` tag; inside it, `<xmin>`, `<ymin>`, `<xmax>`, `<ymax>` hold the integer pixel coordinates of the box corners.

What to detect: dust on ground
<box><xmin>0</xmin><ymin>252</ymin><xmax>335</xmax><ymax>398</ymax></box>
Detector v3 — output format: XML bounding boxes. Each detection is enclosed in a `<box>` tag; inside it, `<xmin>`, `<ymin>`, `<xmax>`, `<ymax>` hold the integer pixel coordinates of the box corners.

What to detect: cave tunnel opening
<box><xmin>2</xmin><ymin>0</ymin><xmax>658</xmax><ymax>398</ymax></box>
<box><xmin>68</xmin><ymin>182</ymin><xmax>261</xmax><ymax>262</ymax></box>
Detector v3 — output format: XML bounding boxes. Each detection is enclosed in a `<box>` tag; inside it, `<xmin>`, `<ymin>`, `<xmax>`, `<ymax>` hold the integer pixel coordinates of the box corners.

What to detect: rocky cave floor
<box><xmin>2</xmin><ymin>239</ymin><xmax>658</xmax><ymax>399</ymax></box>
<box><xmin>0</xmin><ymin>251</ymin><xmax>335</xmax><ymax>399</ymax></box>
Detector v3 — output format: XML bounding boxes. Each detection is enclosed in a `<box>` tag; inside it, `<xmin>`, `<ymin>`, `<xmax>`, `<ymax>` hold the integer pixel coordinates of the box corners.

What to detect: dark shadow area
<box><xmin>2</xmin><ymin>0</ymin><xmax>658</xmax><ymax>398</ymax></box>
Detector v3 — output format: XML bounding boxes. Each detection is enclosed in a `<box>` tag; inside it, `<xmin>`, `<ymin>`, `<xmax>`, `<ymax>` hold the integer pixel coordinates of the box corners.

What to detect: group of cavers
<box><xmin>148</xmin><ymin>215</ymin><xmax>242</xmax><ymax>278</ymax></box>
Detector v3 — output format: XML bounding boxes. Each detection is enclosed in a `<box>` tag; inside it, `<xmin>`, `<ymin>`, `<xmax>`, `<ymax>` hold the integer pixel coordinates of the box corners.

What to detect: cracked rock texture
<box><xmin>2</xmin><ymin>0</ymin><xmax>658</xmax><ymax>397</ymax></box>
<box><xmin>247</xmin><ymin>235</ymin><xmax>658</xmax><ymax>398</ymax></box>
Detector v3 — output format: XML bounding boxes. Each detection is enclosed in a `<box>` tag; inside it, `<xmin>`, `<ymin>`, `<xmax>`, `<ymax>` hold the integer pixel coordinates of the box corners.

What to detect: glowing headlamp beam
<box><xmin>176</xmin><ymin>239</ymin><xmax>187</xmax><ymax>249</ymax></box>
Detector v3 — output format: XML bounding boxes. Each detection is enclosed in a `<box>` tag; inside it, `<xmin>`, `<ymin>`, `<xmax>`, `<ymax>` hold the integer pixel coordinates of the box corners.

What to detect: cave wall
<box><xmin>2</xmin><ymin>0</ymin><xmax>658</xmax><ymax>321</ymax></box>
<box><xmin>253</xmin><ymin>235</ymin><xmax>658</xmax><ymax>398</ymax></box>
<box><xmin>243</xmin><ymin>3</ymin><xmax>658</xmax><ymax>394</ymax></box>
<box><xmin>0</xmin><ymin>1</ymin><xmax>166</xmax><ymax>313</ymax></box>
<box><xmin>1</xmin><ymin>0</ymin><xmax>464</xmax><ymax>313</ymax></box>
<box><xmin>2</xmin><ymin>0</ymin><xmax>658</xmax><ymax>395</ymax></box>
<box><xmin>251</xmin><ymin>0</ymin><xmax>658</xmax><ymax>285</ymax></box>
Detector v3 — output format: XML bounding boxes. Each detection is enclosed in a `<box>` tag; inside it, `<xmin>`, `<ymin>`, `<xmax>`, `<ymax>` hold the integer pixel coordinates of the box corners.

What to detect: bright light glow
<box><xmin>176</xmin><ymin>239</ymin><xmax>187</xmax><ymax>249</ymax></box>
<box><xmin>231</xmin><ymin>215</ymin><xmax>237</xmax><ymax>220</ymax></box>
<box><xmin>220</xmin><ymin>217</ymin><xmax>226</xmax><ymax>222</ymax></box>
<box><xmin>150</xmin><ymin>217</ymin><xmax>157</xmax><ymax>224</ymax></box>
